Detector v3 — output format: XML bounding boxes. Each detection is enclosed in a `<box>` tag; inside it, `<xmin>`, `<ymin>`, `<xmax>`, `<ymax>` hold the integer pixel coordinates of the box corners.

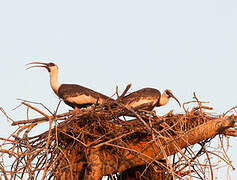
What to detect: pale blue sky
<box><xmin>0</xmin><ymin>0</ymin><xmax>237</xmax><ymax>179</ymax></box>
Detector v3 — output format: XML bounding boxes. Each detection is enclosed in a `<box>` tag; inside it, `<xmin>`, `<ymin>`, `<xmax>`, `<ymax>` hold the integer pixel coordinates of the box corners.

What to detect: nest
<box><xmin>0</xmin><ymin>91</ymin><xmax>236</xmax><ymax>180</ymax></box>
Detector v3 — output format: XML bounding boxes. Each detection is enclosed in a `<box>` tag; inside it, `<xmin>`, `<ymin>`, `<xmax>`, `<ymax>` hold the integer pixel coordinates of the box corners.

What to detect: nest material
<box><xmin>0</xmin><ymin>94</ymin><xmax>236</xmax><ymax>180</ymax></box>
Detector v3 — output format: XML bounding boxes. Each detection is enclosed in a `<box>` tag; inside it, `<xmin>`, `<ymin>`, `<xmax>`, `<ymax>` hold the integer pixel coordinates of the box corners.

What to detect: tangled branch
<box><xmin>0</xmin><ymin>91</ymin><xmax>236</xmax><ymax>180</ymax></box>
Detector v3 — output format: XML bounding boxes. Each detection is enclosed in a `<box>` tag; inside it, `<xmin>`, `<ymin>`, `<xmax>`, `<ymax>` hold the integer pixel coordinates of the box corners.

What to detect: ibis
<box><xmin>26</xmin><ymin>62</ymin><xmax>114</xmax><ymax>109</ymax></box>
<box><xmin>122</xmin><ymin>88</ymin><xmax>181</xmax><ymax>111</ymax></box>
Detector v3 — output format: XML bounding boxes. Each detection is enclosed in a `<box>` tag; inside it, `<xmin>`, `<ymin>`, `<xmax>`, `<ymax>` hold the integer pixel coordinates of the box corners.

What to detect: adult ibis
<box><xmin>122</xmin><ymin>88</ymin><xmax>181</xmax><ymax>111</ymax></box>
<box><xmin>26</xmin><ymin>62</ymin><xmax>114</xmax><ymax>109</ymax></box>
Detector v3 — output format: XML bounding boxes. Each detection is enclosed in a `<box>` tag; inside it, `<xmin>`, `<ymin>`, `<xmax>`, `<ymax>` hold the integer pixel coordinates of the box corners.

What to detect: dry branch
<box><xmin>0</xmin><ymin>94</ymin><xmax>237</xmax><ymax>180</ymax></box>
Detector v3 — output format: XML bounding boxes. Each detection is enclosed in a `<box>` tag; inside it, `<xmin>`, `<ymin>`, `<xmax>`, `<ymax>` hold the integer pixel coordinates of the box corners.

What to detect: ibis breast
<box><xmin>66</xmin><ymin>94</ymin><xmax>98</xmax><ymax>104</ymax></box>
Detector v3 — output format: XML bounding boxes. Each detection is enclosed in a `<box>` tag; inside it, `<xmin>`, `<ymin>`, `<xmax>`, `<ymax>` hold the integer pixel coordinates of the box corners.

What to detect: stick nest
<box><xmin>0</xmin><ymin>91</ymin><xmax>236</xmax><ymax>180</ymax></box>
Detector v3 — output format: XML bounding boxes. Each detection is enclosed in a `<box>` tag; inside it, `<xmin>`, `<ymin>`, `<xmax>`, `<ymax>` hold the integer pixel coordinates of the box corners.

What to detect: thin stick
<box><xmin>119</xmin><ymin>83</ymin><xmax>132</xmax><ymax>99</ymax></box>
<box><xmin>21</xmin><ymin>102</ymin><xmax>50</xmax><ymax>119</ymax></box>
<box><xmin>42</xmin><ymin>117</ymin><xmax>53</xmax><ymax>179</ymax></box>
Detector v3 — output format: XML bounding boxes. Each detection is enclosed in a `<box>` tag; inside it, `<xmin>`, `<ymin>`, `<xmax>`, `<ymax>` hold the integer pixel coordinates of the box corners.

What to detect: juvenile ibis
<box><xmin>122</xmin><ymin>88</ymin><xmax>181</xmax><ymax>111</ymax></box>
<box><xmin>26</xmin><ymin>62</ymin><xmax>114</xmax><ymax>109</ymax></box>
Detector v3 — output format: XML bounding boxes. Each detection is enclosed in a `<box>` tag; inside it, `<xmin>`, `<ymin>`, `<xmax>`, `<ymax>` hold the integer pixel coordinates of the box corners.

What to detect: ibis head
<box><xmin>26</xmin><ymin>62</ymin><xmax>61</xmax><ymax>95</ymax></box>
<box><xmin>158</xmin><ymin>89</ymin><xmax>181</xmax><ymax>107</ymax></box>
<box><xmin>26</xmin><ymin>62</ymin><xmax>58</xmax><ymax>73</ymax></box>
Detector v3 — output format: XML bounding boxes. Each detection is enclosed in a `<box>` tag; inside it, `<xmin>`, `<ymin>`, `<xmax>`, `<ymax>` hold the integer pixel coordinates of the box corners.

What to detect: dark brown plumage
<box><xmin>122</xmin><ymin>88</ymin><xmax>180</xmax><ymax>111</ymax></box>
<box><xmin>58</xmin><ymin>84</ymin><xmax>113</xmax><ymax>109</ymax></box>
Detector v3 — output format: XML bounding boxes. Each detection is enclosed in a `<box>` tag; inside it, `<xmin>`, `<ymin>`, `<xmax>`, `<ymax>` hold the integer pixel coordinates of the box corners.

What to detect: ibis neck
<box><xmin>158</xmin><ymin>95</ymin><xmax>169</xmax><ymax>106</ymax></box>
<box><xmin>49</xmin><ymin>69</ymin><xmax>61</xmax><ymax>95</ymax></box>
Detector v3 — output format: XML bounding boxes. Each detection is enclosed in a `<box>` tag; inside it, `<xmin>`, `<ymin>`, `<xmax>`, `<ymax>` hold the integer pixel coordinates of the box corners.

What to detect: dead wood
<box><xmin>0</xmin><ymin>92</ymin><xmax>237</xmax><ymax>180</ymax></box>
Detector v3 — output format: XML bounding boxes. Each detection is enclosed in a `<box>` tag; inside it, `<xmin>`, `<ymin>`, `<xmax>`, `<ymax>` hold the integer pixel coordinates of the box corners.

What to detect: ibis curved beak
<box><xmin>25</xmin><ymin>62</ymin><xmax>50</xmax><ymax>72</ymax></box>
<box><xmin>167</xmin><ymin>91</ymin><xmax>181</xmax><ymax>107</ymax></box>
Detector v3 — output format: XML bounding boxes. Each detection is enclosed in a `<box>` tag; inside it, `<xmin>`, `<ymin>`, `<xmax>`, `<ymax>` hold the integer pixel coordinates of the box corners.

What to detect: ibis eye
<box><xmin>165</xmin><ymin>90</ymin><xmax>172</xmax><ymax>97</ymax></box>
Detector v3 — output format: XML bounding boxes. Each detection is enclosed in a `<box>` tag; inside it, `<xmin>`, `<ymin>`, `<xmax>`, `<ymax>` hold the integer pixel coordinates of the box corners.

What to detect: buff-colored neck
<box><xmin>49</xmin><ymin>68</ymin><xmax>61</xmax><ymax>95</ymax></box>
<box><xmin>158</xmin><ymin>92</ymin><xmax>170</xmax><ymax>106</ymax></box>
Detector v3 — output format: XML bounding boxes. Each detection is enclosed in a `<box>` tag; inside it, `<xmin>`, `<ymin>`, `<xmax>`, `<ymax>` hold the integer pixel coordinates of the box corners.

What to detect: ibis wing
<box><xmin>121</xmin><ymin>88</ymin><xmax>161</xmax><ymax>111</ymax></box>
<box><xmin>58</xmin><ymin>84</ymin><xmax>113</xmax><ymax>105</ymax></box>
<box><xmin>122</xmin><ymin>88</ymin><xmax>161</xmax><ymax>104</ymax></box>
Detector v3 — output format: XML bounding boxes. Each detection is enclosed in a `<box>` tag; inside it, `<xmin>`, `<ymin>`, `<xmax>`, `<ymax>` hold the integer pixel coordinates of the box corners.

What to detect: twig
<box><xmin>21</xmin><ymin>102</ymin><xmax>50</xmax><ymax>119</ymax></box>
<box><xmin>223</xmin><ymin>129</ymin><xmax>237</xmax><ymax>136</ymax></box>
<box><xmin>223</xmin><ymin>106</ymin><xmax>237</xmax><ymax>116</ymax></box>
<box><xmin>17</xmin><ymin>98</ymin><xmax>54</xmax><ymax>115</ymax></box>
<box><xmin>42</xmin><ymin>117</ymin><xmax>53</xmax><ymax>179</ymax></box>
<box><xmin>203</xmin><ymin>146</ymin><xmax>213</xmax><ymax>180</ymax></box>
<box><xmin>92</xmin><ymin>131</ymin><xmax>135</xmax><ymax>148</ymax></box>
<box><xmin>193</xmin><ymin>92</ymin><xmax>204</xmax><ymax>116</ymax></box>
<box><xmin>119</xmin><ymin>83</ymin><xmax>132</xmax><ymax>99</ymax></box>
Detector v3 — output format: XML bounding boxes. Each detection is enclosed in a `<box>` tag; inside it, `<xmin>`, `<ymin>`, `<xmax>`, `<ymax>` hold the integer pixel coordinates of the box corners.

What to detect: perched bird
<box><xmin>26</xmin><ymin>62</ymin><xmax>114</xmax><ymax>109</ymax></box>
<box><xmin>122</xmin><ymin>88</ymin><xmax>181</xmax><ymax>111</ymax></box>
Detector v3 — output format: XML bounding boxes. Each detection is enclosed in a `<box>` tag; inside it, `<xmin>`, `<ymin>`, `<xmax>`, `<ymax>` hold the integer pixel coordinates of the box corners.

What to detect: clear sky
<box><xmin>0</xmin><ymin>0</ymin><xmax>237</xmax><ymax>179</ymax></box>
